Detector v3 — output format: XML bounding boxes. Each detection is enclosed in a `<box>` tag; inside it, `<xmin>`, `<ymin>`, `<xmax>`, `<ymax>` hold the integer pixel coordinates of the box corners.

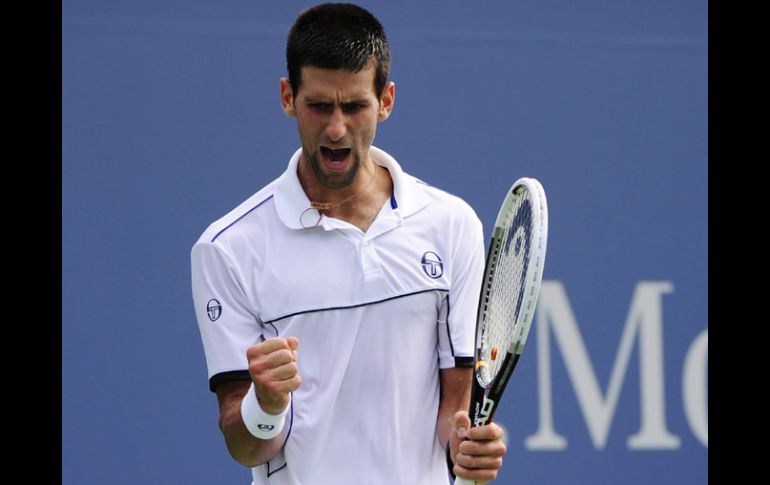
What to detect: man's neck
<box><xmin>298</xmin><ymin>157</ymin><xmax>393</xmax><ymax>232</ymax></box>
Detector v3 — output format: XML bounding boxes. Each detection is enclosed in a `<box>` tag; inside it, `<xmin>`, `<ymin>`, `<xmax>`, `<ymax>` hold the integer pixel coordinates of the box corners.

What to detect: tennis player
<box><xmin>191</xmin><ymin>4</ymin><xmax>506</xmax><ymax>484</ymax></box>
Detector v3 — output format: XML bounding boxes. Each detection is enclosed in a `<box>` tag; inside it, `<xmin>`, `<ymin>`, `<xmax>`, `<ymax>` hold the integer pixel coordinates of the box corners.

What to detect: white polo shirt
<box><xmin>191</xmin><ymin>146</ymin><xmax>485</xmax><ymax>485</ymax></box>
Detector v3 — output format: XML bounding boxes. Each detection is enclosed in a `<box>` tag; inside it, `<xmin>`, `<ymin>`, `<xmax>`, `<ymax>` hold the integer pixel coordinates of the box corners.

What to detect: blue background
<box><xmin>62</xmin><ymin>1</ymin><xmax>707</xmax><ymax>484</ymax></box>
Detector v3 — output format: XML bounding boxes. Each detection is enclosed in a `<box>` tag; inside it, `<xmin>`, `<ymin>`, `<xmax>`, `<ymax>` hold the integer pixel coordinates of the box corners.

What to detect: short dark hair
<box><xmin>286</xmin><ymin>3</ymin><xmax>391</xmax><ymax>97</ymax></box>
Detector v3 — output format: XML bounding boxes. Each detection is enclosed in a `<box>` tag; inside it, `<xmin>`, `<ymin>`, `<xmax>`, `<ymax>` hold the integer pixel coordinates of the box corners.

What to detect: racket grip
<box><xmin>453</xmin><ymin>478</ymin><xmax>480</xmax><ymax>485</ymax></box>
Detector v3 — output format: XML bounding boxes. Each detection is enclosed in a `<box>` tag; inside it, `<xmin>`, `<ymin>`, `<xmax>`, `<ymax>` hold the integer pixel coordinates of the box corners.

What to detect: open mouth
<box><xmin>320</xmin><ymin>146</ymin><xmax>351</xmax><ymax>168</ymax></box>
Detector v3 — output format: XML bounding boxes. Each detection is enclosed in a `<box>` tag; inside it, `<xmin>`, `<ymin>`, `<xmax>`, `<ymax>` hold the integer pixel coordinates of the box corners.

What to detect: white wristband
<box><xmin>241</xmin><ymin>383</ymin><xmax>290</xmax><ymax>440</ymax></box>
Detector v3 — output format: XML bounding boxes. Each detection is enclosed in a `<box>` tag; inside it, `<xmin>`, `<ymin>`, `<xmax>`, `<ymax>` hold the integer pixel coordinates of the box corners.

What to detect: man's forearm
<box><xmin>438</xmin><ymin>367</ymin><xmax>473</xmax><ymax>448</ymax></box>
<box><xmin>217</xmin><ymin>381</ymin><xmax>286</xmax><ymax>467</ymax></box>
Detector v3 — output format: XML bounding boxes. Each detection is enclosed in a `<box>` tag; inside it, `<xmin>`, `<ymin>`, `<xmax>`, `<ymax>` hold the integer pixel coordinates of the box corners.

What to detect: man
<box><xmin>191</xmin><ymin>4</ymin><xmax>507</xmax><ymax>484</ymax></box>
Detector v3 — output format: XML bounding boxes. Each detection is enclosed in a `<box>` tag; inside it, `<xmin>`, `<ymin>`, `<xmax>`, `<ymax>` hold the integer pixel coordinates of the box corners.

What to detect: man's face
<box><xmin>282</xmin><ymin>63</ymin><xmax>393</xmax><ymax>189</ymax></box>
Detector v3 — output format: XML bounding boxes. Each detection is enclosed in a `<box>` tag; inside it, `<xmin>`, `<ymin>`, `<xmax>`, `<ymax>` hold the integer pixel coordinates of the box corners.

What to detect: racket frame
<box><xmin>467</xmin><ymin>177</ymin><xmax>548</xmax><ymax>428</ymax></box>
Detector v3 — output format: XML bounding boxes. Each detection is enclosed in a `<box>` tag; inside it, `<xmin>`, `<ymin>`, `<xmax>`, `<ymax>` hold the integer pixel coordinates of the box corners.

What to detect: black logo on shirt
<box><xmin>207</xmin><ymin>299</ymin><xmax>222</xmax><ymax>321</ymax></box>
<box><xmin>421</xmin><ymin>251</ymin><xmax>444</xmax><ymax>279</ymax></box>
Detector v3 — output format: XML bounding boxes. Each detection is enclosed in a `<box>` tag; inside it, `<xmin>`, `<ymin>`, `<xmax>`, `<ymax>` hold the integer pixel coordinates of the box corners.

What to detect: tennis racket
<box><xmin>454</xmin><ymin>177</ymin><xmax>548</xmax><ymax>485</ymax></box>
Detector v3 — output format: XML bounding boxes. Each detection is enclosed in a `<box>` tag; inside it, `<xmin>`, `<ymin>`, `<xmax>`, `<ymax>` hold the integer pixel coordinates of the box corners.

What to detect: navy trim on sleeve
<box><xmin>454</xmin><ymin>356</ymin><xmax>474</xmax><ymax>367</ymax></box>
<box><xmin>209</xmin><ymin>370</ymin><xmax>251</xmax><ymax>393</ymax></box>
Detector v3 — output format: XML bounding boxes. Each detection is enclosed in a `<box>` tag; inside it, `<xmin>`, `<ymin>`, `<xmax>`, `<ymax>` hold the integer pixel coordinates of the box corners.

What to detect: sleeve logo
<box><xmin>206</xmin><ymin>299</ymin><xmax>222</xmax><ymax>322</ymax></box>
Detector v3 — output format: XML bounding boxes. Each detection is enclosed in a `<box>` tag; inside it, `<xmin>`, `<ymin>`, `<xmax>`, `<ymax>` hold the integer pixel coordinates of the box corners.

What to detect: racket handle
<box><xmin>453</xmin><ymin>478</ymin><xmax>480</xmax><ymax>485</ymax></box>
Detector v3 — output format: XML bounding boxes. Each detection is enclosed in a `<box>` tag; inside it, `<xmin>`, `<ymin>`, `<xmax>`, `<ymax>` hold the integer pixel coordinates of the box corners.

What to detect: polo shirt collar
<box><xmin>274</xmin><ymin>146</ymin><xmax>430</xmax><ymax>230</ymax></box>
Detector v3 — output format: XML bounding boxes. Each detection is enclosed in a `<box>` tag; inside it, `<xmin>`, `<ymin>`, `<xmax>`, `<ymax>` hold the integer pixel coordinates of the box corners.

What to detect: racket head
<box><xmin>473</xmin><ymin>177</ymin><xmax>548</xmax><ymax>390</ymax></box>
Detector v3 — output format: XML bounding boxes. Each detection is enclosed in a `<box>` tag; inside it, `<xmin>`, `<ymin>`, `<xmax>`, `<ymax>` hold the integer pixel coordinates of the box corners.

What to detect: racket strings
<box><xmin>478</xmin><ymin>189</ymin><xmax>533</xmax><ymax>387</ymax></box>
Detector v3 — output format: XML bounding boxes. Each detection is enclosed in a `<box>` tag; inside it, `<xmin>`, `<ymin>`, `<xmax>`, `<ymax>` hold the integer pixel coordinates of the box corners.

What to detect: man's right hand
<box><xmin>246</xmin><ymin>337</ymin><xmax>301</xmax><ymax>414</ymax></box>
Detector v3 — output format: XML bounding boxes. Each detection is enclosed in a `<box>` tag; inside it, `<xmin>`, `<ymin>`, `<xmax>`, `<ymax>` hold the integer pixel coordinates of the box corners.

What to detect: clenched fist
<box><xmin>246</xmin><ymin>337</ymin><xmax>301</xmax><ymax>414</ymax></box>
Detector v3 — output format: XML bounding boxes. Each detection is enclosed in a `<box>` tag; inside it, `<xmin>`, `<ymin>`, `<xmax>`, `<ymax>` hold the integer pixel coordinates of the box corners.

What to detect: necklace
<box><xmin>300</xmin><ymin>164</ymin><xmax>378</xmax><ymax>228</ymax></box>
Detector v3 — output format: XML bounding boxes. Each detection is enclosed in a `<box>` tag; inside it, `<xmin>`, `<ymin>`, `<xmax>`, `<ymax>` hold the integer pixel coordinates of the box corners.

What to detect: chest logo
<box><xmin>207</xmin><ymin>299</ymin><xmax>222</xmax><ymax>322</ymax></box>
<box><xmin>421</xmin><ymin>251</ymin><xmax>444</xmax><ymax>279</ymax></box>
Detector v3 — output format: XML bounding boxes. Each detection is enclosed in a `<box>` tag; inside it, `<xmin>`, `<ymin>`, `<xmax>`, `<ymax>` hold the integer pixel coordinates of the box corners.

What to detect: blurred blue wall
<box><xmin>62</xmin><ymin>1</ymin><xmax>707</xmax><ymax>483</ymax></box>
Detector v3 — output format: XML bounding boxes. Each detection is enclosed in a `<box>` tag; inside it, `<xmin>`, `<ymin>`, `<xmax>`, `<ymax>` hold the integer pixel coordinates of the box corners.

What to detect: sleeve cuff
<box><xmin>439</xmin><ymin>355</ymin><xmax>474</xmax><ymax>369</ymax></box>
<box><xmin>209</xmin><ymin>370</ymin><xmax>251</xmax><ymax>392</ymax></box>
